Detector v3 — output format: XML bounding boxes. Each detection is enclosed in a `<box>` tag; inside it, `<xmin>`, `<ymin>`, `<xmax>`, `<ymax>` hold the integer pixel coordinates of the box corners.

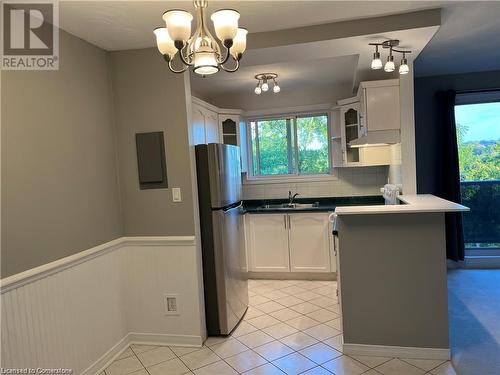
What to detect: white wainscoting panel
<box><xmin>0</xmin><ymin>236</ymin><xmax>202</xmax><ymax>374</ymax></box>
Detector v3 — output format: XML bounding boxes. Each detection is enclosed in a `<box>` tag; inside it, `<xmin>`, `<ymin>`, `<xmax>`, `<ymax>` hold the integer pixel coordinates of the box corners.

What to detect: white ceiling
<box><xmin>59</xmin><ymin>1</ymin><xmax>444</xmax><ymax>51</ymax></box>
<box><xmin>415</xmin><ymin>1</ymin><xmax>500</xmax><ymax>77</ymax></box>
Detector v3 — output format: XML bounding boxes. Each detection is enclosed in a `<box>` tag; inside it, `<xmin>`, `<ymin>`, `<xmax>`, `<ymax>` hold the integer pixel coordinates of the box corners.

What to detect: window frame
<box><xmin>245</xmin><ymin>111</ymin><xmax>333</xmax><ymax>181</ymax></box>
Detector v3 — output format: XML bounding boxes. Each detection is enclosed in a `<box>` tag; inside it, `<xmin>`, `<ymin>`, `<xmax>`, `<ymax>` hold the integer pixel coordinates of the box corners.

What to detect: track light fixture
<box><xmin>254</xmin><ymin>73</ymin><xmax>280</xmax><ymax>95</ymax></box>
<box><xmin>369</xmin><ymin>40</ymin><xmax>411</xmax><ymax>75</ymax></box>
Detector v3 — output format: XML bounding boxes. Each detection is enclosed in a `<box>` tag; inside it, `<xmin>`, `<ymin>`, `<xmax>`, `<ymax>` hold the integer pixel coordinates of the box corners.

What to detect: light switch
<box><xmin>172</xmin><ymin>187</ymin><xmax>182</xmax><ymax>202</ymax></box>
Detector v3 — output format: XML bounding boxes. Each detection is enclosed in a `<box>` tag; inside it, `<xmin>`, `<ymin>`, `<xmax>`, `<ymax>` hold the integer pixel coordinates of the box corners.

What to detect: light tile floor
<box><xmin>104</xmin><ymin>279</ymin><xmax>457</xmax><ymax>375</ymax></box>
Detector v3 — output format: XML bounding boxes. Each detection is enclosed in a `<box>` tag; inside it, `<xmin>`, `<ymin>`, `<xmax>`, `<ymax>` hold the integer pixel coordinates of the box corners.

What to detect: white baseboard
<box><xmin>128</xmin><ymin>332</ymin><xmax>203</xmax><ymax>347</ymax></box>
<box><xmin>83</xmin><ymin>332</ymin><xmax>203</xmax><ymax>375</ymax></box>
<box><xmin>343</xmin><ymin>343</ymin><xmax>450</xmax><ymax>360</ymax></box>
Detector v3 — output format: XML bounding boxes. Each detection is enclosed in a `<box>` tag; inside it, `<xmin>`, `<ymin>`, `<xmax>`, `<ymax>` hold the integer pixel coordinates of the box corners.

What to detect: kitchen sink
<box><xmin>259</xmin><ymin>202</ymin><xmax>320</xmax><ymax>210</ymax></box>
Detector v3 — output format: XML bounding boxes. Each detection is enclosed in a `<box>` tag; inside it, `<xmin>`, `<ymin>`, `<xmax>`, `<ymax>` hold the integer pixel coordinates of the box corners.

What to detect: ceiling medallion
<box><xmin>254</xmin><ymin>73</ymin><xmax>280</xmax><ymax>95</ymax></box>
<box><xmin>153</xmin><ymin>0</ymin><xmax>247</xmax><ymax>76</ymax></box>
<box><xmin>369</xmin><ymin>39</ymin><xmax>411</xmax><ymax>75</ymax></box>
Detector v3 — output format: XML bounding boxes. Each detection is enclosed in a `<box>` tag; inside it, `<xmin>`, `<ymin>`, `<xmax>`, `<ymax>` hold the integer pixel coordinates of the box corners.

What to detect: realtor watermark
<box><xmin>1</xmin><ymin>0</ymin><xmax>59</xmax><ymax>70</ymax></box>
<box><xmin>1</xmin><ymin>369</ymin><xmax>72</xmax><ymax>374</ymax></box>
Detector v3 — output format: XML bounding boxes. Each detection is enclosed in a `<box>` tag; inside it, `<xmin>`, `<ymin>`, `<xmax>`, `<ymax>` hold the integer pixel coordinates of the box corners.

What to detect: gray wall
<box><xmin>109</xmin><ymin>48</ymin><xmax>195</xmax><ymax>236</ymax></box>
<box><xmin>414</xmin><ymin>70</ymin><xmax>500</xmax><ymax>194</ymax></box>
<box><xmin>338</xmin><ymin>213</ymin><xmax>449</xmax><ymax>349</ymax></box>
<box><xmin>1</xmin><ymin>30</ymin><xmax>123</xmax><ymax>277</ymax></box>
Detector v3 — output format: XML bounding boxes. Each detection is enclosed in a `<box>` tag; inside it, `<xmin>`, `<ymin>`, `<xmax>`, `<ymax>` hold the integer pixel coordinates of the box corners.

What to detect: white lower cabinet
<box><xmin>246</xmin><ymin>212</ymin><xmax>334</xmax><ymax>273</ymax></box>
<box><xmin>289</xmin><ymin>213</ymin><xmax>331</xmax><ymax>272</ymax></box>
<box><xmin>246</xmin><ymin>214</ymin><xmax>290</xmax><ymax>272</ymax></box>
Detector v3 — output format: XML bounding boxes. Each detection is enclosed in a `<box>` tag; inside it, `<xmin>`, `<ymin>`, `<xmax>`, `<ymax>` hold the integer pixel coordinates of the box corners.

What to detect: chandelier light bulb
<box><xmin>371</xmin><ymin>46</ymin><xmax>382</xmax><ymax>70</ymax></box>
<box><xmin>211</xmin><ymin>9</ymin><xmax>240</xmax><ymax>42</ymax></box>
<box><xmin>162</xmin><ymin>10</ymin><xmax>193</xmax><ymax>42</ymax></box>
<box><xmin>273</xmin><ymin>82</ymin><xmax>280</xmax><ymax>93</ymax></box>
<box><xmin>399</xmin><ymin>57</ymin><xmax>409</xmax><ymax>75</ymax></box>
<box><xmin>255</xmin><ymin>83</ymin><xmax>262</xmax><ymax>95</ymax></box>
<box><xmin>230</xmin><ymin>28</ymin><xmax>248</xmax><ymax>59</ymax></box>
<box><xmin>153</xmin><ymin>27</ymin><xmax>177</xmax><ymax>57</ymax></box>
<box><xmin>193</xmin><ymin>46</ymin><xmax>219</xmax><ymax>75</ymax></box>
<box><xmin>261</xmin><ymin>81</ymin><xmax>269</xmax><ymax>92</ymax></box>
<box><xmin>384</xmin><ymin>54</ymin><xmax>395</xmax><ymax>72</ymax></box>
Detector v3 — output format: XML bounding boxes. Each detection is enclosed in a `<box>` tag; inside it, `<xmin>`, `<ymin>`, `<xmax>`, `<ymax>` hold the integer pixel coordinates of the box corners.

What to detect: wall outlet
<box><xmin>164</xmin><ymin>294</ymin><xmax>180</xmax><ymax>315</ymax></box>
<box><xmin>172</xmin><ymin>187</ymin><xmax>182</xmax><ymax>202</ymax></box>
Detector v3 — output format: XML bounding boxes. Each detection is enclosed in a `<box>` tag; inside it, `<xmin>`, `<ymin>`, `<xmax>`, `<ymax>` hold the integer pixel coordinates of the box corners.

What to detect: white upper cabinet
<box><xmin>288</xmin><ymin>213</ymin><xmax>331</xmax><ymax>273</ymax></box>
<box><xmin>361</xmin><ymin>80</ymin><xmax>400</xmax><ymax>133</ymax></box>
<box><xmin>246</xmin><ymin>214</ymin><xmax>290</xmax><ymax>272</ymax></box>
<box><xmin>191</xmin><ymin>100</ymin><xmax>220</xmax><ymax>145</ymax></box>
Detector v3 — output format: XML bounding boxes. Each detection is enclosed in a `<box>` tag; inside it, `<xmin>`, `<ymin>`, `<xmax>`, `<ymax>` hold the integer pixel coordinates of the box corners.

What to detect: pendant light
<box><xmin>369</xmin><ymin>40</ymin><xmax>411</xmax><ymax>76</ymax></box>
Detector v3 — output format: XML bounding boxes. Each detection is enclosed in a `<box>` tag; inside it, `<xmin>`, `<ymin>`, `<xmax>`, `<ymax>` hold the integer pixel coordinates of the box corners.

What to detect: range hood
<box><xmin>349</xmin><ymin>130</ymin><xmax>400</xmax><ymax>148</ymax></box>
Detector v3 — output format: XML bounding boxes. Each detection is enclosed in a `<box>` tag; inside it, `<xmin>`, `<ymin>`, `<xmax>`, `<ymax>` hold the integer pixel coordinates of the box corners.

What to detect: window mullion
<box><xmin>286</xmin><ymin>118</ymin><xmax>293</xmax><ymax>175</ymax></box>
<box><xmin>254</xmin><ymin>122</ymin><xmax>261</xmax><ymax>176</ymax></box>
<box><xmin>293</xmin><ymin>117</ymin><xmax>299</xmax><ymax>175</ymax></box>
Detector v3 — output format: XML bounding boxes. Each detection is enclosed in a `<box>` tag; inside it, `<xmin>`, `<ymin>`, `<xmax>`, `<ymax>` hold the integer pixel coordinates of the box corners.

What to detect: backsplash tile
<box><xmin>242</xmin><ymin>166</ymin><xmax>388</xmax><ymax>199</ymax></box>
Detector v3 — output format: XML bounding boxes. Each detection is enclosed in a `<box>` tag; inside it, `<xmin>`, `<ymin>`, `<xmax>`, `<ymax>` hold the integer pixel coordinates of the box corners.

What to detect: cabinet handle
<box><xmin>284</xmin><ymin>215</ymin><xmax>287</xmax><ymax>229</ymax></box>
<box><xmin>288</xmin><ymin>215</ymin><xmax>291</xmax><ymax>229</ymax></box>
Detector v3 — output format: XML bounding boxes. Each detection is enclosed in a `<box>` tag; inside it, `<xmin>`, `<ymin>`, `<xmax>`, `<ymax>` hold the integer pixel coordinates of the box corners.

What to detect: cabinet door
<box><xmin>288</xmin><ymin>213</ymin><xmax>331</xmax><ymax>272</ymax></box>
<box><xmin>366</xmin><ymin>85</ymin><xmax>400</xmax><ymax>131</ymax></box>
<box><xmin>219</xmin><ymin>114</ymin><xmax>240</xmax><ymax>146</ymax></box>
<box><xmin>340</xmin><ymin>104</ymin><xmax>360</xmax><ymax>166</ymax></box>
<box><xmin>247</xmin><ymin>214</ymin><xmax>290</xmax><ymax>272</ymax></box>
<box><xmin>204</xmin><ymin>109</ymin><xmax>220</xmax><ymax>143</ymax></box>
<box><xmin>191</xmin><ymin>104</ymin><xmax>206</xmax><ymax>145</ymax></box>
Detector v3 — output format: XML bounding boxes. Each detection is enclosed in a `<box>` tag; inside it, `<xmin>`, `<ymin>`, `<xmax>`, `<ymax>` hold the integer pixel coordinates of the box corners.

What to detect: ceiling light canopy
<box><xmin>369</xmin><ymin>40</ymin><xmax>411</xmax><ymax>76</ymax></box>
<box><xmin>254</xmin><ymin>73</ymin><xmax>280</xmax><ymax>95</ymax></box>
<box><xmin>154</xmin><ymin>0</ymin><xmax>247</xmax><ymax>75</ymax></box>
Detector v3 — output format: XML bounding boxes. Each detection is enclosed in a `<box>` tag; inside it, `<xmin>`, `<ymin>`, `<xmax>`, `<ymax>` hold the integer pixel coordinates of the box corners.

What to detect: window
<box><xmin>249</xmin><ymin>114</ymin><xmax>329</xmax><ymax>177</ymax></box>
<box><xmin>454</xmin><ymin>93</ymin><xmax>500</xmax><ymax>252</ymax></box>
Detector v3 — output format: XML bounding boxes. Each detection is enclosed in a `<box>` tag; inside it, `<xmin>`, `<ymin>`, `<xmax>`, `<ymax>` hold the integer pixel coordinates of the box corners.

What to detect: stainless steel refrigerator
<box><xmin>195</xmin><ymin>143</ymin><xmax>248</xmax><ymax>335</ymax></box>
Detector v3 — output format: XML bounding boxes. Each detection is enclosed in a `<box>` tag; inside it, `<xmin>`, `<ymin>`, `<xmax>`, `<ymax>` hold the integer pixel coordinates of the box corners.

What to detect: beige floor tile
<box><xmin>193</xmin><ymin>360</ymin><xmax>237</xmax><ymax>375</ymax></box>
<box><xmin>307</xmin><ymin>309</ymin><xmax>339</xmax><ymax>323</ymax></box>
<box><xmin>303</xmin><ymin>324</ymin><xmax>341</xmax><ymax>341</ymax></box>
<box><xmin>232</xmin><ymin>321</ymin><xmax>259</xmax><ymax>337</ymax></box>
<box><xmin>280</xmin><ymin>332</ymin><xmax>318</xmax><ymax>351</ymax></box>
<box><xmin>324</xmin><ymin>317</ymin><xmax>342</xmax><ymax>330</ymax></box>
<box><xmin>262</xmin><ymin>322</ymin><xmax>299</xmax><ymax>339</ymax></box>
<box><xmin>272</xmin><ymin>352</ymin><xmax>316</xmax><ymax>375</ymax></box>
<box><xmin>180</xmin><ymin>348</ymin><xmax>221</xmax><ymax>370</ymax></box>
<box><xmin>253</xmin><ymin>340</ymin><xmax>295</xmax><ymax>362</ymax></box>
<box><xmin>242</xmin><ymin>363</ymin><xmax>285</xmax><ymax>375</ymax></box>
<box><xmin>128</xmin><ymin>370</ymin><xmax>148</xmax><ymax>375</ymax></box>
<box><xmin>281</xmin><ymin>286</ymin><xmax>307</xmax><ymax>295</ymax></box>
<box><xmin>116</xmin><ymin>348</ymin><xmax>135</xmax><ymax>360</ymax></box>
<box><xmin>130</xmin><ymin>344</ymin><xmax>158</xmax><ymax>354</ymax></box>
<box><xmin>374</xmin><ymin>358</ymin><xmax>425</xmax><ymax>375</ymax></box>
<box><xmin>204</xmin><ymin>336</ymin><xmax>230</xmax><ymax>347</ymax></box>
<box><xmin>169</xmin><ymin>346</ymin><xmax>201</xmax><ymax>357</ymax></box>
<box><xmin>401</xmin><ymin>358</ymin><xmax>446</xmax><ymax>372</ymax></box>
<box><xmin>290</xmin><ymin>302</ymin><xmax>322</xmax><ymax>314</ymax></box>
<box><xmin>322</xmin><ymin>335</ymin><xmax>343</xmax><ymax>352</ymax></box>
<box><xmin>270</xmin><ymin>308</ymin><xmax>303</xmax><ymax>322</ymax></box>
<box><xmin>295</xmin><ymin>291</ymin><xmax>322</xmax><ymax>301</ymax></box>
<box><xmin>225</xmin><ymin>350</ymin><xmax>267</xmax><ymax>373</ymax></box>
<box><xmin>249</xmin><ymin>295</ymin><xmax>271</xmax><ymax>306</ymax></box>
<box><xmin>325</xmin><ymin>304</ymin><xmax>341</xmax><ymax>314</ymax></box>
<box><xmin>237</xmin><ymin>330</ymin><xmax>275</xmax><ymax>348</ymax></box>
<box><xmin>255</xmin><ymin>301</ymin><xmax>285</xmax><ymax>314</ymax></box>
<box><xmin>309</xmin><ymin>296</ymin><xmax>337</xmax><ymax>308</ymax></box>
<box><xmin>147</xmin><ymin>358</ymin><xmax>190</xmax><ymax>375</ymax></box>
<box><xmin>299</xmin><ymin>343</ymin><xmax>342</xmax><ymax>364</ymax></box>
<box><xmin>244</xmin><ymin>306</ymin><xmax>266</xmax><ymax>320</ymax></box>
<box><xmin>266</xmin><ymin>290</ymin><xmax>289</xmax><ymax>300</ymax></box>
<box><xmin>301</xmin><ymin>366</ymin><xmax>333</xmax><ymax>374</ymax></box>
<box><xmin>286</xmin><ymin>316</ymin><xmax>322</xmax><ymax>330</ymax></box>
<box><xmin>274</xmin><ymin>295</ymin><xmax>304</xmax><ymax>308</ymax></box>
<box><xmin>361</xmin><ymin>371</ymin><xmax>383</xmax><ymax>375</ymax></box>
<box><xmin>295</xmin><ymin>281</ymin><xmax>324</xmax><ymax>290</ymax></box>
<box><xmin>210</xmin><ymin>338</ymin><xmax>248</xmax><ymax>359</ymax></box>
<box><xmin>106</xmin><ymin>356</ymin><xmax>144</xmax><ymax>375</ymax></box>
<box><xmin>247</xmin><ymin>314</ymin><xmax>281</xmax><ymax>329</ymax></box>
<box><xmin>349</xmin><ymin>355</ymin><xmax>392</xmax><ymax>368</ymax></box>
<box><xmin>137</xmin><ymin>346</ymin><xmax>176</xmax><ymax>367</ymax></box>
<box><xmin>429</xmin><ymin>361</ymin><xmax>457</xmax><ymax>375</ymax></box>
<box><xmin>253</xmin><ymin>286</ymin><xmax>276</xmax><ymax>294</ymax></box>
<box><xmin>322</xmin><ymin>355</ymin><xmax>369</xmax><ymax>375</ymax></box>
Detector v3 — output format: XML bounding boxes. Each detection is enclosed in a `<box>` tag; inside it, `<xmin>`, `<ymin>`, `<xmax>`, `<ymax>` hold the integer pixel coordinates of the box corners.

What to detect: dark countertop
<box><xmin>243</xmin><ymin>195</ymin><xmax>385</xmax><ymax>213</ymax></box>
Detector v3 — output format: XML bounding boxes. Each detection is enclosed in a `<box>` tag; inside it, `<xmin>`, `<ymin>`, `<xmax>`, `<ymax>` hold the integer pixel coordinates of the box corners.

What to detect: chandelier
<box><xmin>153</xmin><ymin>0</ymin><xmax>247</xmax><ymax>75</ymax></box>
<box><xmin>369</xmin><ymin>40</ymin><xmax>411</xmax><ymax>75</ymax></box>
<box><xmin>254</xmin><ymin>73</ymin><xmax>280</xmax><ymax>95</ymax></box>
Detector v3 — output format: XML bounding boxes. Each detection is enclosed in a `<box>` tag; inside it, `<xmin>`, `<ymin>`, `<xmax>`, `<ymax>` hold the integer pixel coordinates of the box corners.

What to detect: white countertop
<box><xmin>335</xmin><ymin>194</ymin><xmax>469</xmax><ymax>215</ymax></box>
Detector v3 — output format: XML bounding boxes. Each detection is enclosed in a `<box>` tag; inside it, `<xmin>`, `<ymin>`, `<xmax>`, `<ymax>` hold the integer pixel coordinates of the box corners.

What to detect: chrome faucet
<box><xmin>288</xmin><ymin>190</ymin><xmax>300</xmax><ymax>205</ymax></box>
